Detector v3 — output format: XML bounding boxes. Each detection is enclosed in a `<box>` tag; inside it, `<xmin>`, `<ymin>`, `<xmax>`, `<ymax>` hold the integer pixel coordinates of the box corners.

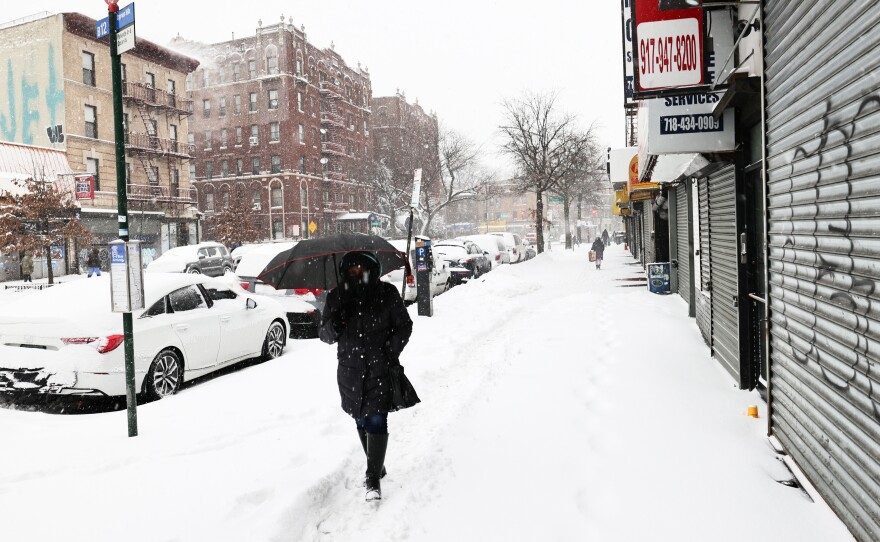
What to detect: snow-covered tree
<box><xmin>549</xmin><ymin>127</ymin><xmax>603</xmax><ymax>249</ymax></box>
<box><xmin>206</xmin><ymin>185</ymin><xmax>263</xmax><ymax>247</ymax></box>
<box><xmin>500</xmin><ymin>91</ymin><xmax>592</xmax><ymax>253</ymax></box>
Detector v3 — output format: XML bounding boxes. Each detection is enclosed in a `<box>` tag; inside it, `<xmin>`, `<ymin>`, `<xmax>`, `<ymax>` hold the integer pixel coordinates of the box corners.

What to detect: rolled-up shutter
<box><xmin>643</xmin><ymin>201</ymin><xmax>654</xmax><ymax>264</ymax></box>
<box><xmin>676</xmin><ymin>185</ymin><xmax>691</xmax><ymax>302</ymax></box>
<box><xmin>765</xmin><ymin>2</ymin><xmax>880</xmax><ymax>539</ymax></box>
<box><xmin>696</xmin><ymin>178</ymin><xmax>712</xmax><ymax>346</ymax></box>
<box><xmin>708</xmin><ymin>165</ymin><xmax>740</xmax><ymax>381</ymax></box>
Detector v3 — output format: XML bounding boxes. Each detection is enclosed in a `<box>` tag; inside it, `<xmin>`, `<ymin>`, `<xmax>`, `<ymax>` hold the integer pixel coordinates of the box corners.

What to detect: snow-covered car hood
<box><xmin>234</xmin><ymin>242</ymin><xmax>297</xmax><ymax>279</ymax></box>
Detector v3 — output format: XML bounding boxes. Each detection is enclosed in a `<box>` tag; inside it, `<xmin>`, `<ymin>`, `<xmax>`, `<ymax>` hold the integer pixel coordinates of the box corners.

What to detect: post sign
<box><xmin>621</xmin><ymin>0</ymin><xmax>635</xmax><ymax>105</ymax></box>
<box><xmin>110</xmin><ymin>240</ymin><xmax>144</xmax><ymax>313</ymax></box>
<box><xmin>411</xmin><ymin>169</ymin><xmax>422</xmax><ymax>208</ymax></box>
<box><xmin>116</xmin><ymin>24</ymin><xmax>136</xmax><ymax>55</ymax></box>
<box><xmin>96</xmin><ymin>3</ymin><xmax>135</xmax><ymax>39</ymax></box>
<box><xmin>74</xmin><ymin>174</ymin><xmax>95</xmax><ymax>200</ymax></box>
<box><xmin>308</xmin><ymin>221</ymin><xmax>317</xmax><ymax>234</ymax></box>
<box><xmin>631</xmin><ymin>0</ymin><xmax>705</xmax><ymax>97</ymax></box>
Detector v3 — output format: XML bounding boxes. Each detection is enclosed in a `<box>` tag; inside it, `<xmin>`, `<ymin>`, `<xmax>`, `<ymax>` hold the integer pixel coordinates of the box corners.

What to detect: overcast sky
<box><xmin>4</xmin><ymin>1</ymin><xmax>625</xmax><ymax>174</ymax></box>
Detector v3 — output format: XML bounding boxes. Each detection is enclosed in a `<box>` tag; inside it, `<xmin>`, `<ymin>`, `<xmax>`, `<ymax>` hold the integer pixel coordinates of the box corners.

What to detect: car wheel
<box><xmin>186</xmin><ymin>266</ymin><xmax>201</xmax><ymax>274</ymax></box>
<box><xmin>144</xmin><ymin>349</ymin><xmax>183</xmax><ymax>400</ymax></box>
<box><xmin>261</xmin><ymin>321</ymin><xmax>286</xmax><ymax>360</ymax></box>
<box><xmin>222</xmin><ymin>265</ymin><xmax>233</xmax><ymax>274</ymax></box>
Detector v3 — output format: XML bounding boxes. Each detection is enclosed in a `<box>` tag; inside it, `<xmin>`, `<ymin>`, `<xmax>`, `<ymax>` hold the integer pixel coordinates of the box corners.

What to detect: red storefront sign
<box><xmin>632</xmin><ymin>0</ymin><xmax>705</xmax><ymax>97</ymax></box>
<box><xmin>75</xmin><ymin>174</ymin><xmax>94</xmax><ymax>200</ymax></box>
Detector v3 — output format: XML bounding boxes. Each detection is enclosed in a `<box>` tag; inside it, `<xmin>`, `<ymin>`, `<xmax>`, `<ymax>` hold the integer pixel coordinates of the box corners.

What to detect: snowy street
<box><xmin>0</xmin><ymin>246</ymin><xmax>852</xmax><ymax>541</ymax></box>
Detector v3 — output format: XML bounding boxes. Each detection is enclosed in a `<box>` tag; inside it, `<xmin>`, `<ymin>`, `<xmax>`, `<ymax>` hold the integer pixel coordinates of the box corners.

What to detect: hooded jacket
<box><xmin>319</xmin><ymin>251</ymin><xmax>413</xmax><ymax>419</ymax></box>
<box><xmin>591</xmin><ymin>238</ymin><xmax>606</xmax><ymax>259</ymax></box>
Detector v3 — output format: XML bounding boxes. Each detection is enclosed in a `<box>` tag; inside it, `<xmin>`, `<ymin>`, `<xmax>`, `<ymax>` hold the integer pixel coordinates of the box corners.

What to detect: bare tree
<box><xmin>550</xmin><ymin>127</ymin><xmax>603</xmax><ymax>249</ymax></box>
<box><xmin>500</xmin><ymin>91</ymin><xmax>592</xmax><ymax>253</ymax></box>
<box><xmin>0</xmin><ymin>161</ymin><xmax>91</xmax><ymax>284</ymax></box>
<box><xmin>206</xmin><ymin>185</ymin><xmax>263</xmax><ymax>247</ymax></box>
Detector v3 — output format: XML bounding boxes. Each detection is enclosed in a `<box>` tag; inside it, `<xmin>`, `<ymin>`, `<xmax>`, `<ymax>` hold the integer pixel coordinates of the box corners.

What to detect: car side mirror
<box><xmin>483</xmin><ymin>251</ymin><xmax>489</xmax><ymax>256</ymax></box>
<box><xmin>198</xmin><ymin>254</ymin><xmax>206</xmax><ymax>260</ymax></box>
<box><xmin>246</xmin><ymin>298</ymin><xmax>257</xmax><ymax>310</ymax></box>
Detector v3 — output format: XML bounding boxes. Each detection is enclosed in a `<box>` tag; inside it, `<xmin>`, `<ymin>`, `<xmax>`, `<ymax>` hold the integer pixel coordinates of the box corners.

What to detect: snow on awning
<box><xmin>649</xmin><ymin>153</ymin><xmax>710</xmax><ymax>184</ymax></box>
<box><xmin>0</xmin><ymin>141</ymin><xmax>76</xmax><ymax>197</ymax></box>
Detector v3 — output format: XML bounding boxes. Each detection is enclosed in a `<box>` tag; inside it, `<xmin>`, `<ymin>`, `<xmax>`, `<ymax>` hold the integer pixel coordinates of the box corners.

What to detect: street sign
<box><xmin>411</xmin><ymin>169</ymin><xmax>422</xmax><ymax>207</ymax></box>
<box><xmin>110</xmin><ymin>240</ymin><xmax>144</xmax><ymax>313</ymax></box>
<box><xmin>96</xmin><ymin>3</ymin><xmax>135</xmax><ymax>39</ymax></box>
<box><xmin>75</xmin><ymin>175</ymin><xmax>95</xmax><ymax>200</ymax></box>
<box><xmin>308</xmin><ymin>221</ymin><xmax>317</xmax><ymax>234</ymax></box>
<box><xmin>117</xmin><ymin>24</ymin><xmax>136</xmax><ymax>55</ymax></box>
<box><xmin>549</xmin><ymin>196</ymin><xmax>564</xmax><ymax>203</ymax></box>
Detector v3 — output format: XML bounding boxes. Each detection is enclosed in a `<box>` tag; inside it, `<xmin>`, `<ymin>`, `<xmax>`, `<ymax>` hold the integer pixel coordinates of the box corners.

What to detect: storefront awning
<box><xmin>648</xmin><ymin>153</ymin><xmax>710</xmax><ymax>184</ymax></box>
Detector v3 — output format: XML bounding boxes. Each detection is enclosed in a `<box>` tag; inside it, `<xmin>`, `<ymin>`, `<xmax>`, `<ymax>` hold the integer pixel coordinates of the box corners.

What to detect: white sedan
<box><xmin>0</xmin><ymin>274</ymin><xmax>288</xmax><ymax>400</ymax></box>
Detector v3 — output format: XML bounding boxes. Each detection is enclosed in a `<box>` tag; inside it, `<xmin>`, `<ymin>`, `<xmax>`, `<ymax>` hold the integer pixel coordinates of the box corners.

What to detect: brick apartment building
<box><xmin>371</xmin><ymin>92</ymin><xmax>440</xmax><ymax>233</ymax></box>
<box><xmin>0</xmin><ymin>12</ymin><xmax>200</xmax><ymax>265</ymax></box>
<box><xmin>175</xmin><ymin>17</ymin><xmax>376</xmax><ymax>240</ymax></box>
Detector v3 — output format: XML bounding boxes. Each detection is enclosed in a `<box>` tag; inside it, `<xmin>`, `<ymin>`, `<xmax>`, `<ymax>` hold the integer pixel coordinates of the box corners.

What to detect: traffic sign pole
<box><xmin>108</xmin><ymin>1</ymin><xmax>138</xmax><ymax>437</ymax></box>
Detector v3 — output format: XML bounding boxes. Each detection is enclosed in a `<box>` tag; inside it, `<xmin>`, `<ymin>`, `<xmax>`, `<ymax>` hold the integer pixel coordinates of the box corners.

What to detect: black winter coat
<box><xmin>319</xmin><ymin>282</ymin><xmax>413</xmax><ymax>419</ymax></box>
<box><xmin>591</xmin><ymin>239</ymin><xmax>606</xmax><ymax>259</ymax></box>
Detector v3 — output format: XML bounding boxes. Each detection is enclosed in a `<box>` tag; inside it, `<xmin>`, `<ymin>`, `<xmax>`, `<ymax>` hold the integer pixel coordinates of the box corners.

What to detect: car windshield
<box><xmin>435</xmin><ymin>245</ymin><xmax>467</xmax><ymax>259</ymax></box>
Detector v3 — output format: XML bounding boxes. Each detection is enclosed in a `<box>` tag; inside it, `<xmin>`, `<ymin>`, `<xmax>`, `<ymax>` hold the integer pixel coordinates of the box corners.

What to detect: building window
<box><xmin>218</xmin><ymin>68</ymin><xmax>225</xmax><ymax>85</ymax></box>
<box><xmin>250</xmin><ymin>125</ymin><xmax>259</xmax><ymax>145</ymax></box>
<box><xmin>219</xmin><ymin>97</ymin><xmax>226</xmax><ymax>116</ymax></box>
<box><xmin>185</xmin><ymin>73</ymin><xmax>193</xmax><ymax>91</ymax></box>
<box><xmin>297</xmin><ymin>92</ymin><xmax>303</xmax><ymax>112</ymax></box>
<box><xmin>170</xmin><ymin>169</ymin><xmax>180</xmax><ymax>197</ymax></box>
<box><xmin>267</xmin><ymin>49</ymin><xmax>278</xmax><ymax>75</ymax></box>
<box><xmin>235</xmin><ymin>127</ymin><xmax>243</xmax><ymax>146</ymax></box>
<box><xmin>272</xmin><ymin>219</ymin><xmax>283</xmax><ymax>240</ymax></box>
<box><xmin>381</xmin><ymin>134</ymin><xmax>389</xmax><ymax>148</ymax></box>
<box><xmin>236</xmin><ymin>159</ymin><xmax>244</xmax><ymax>176</ymax></box>
<box><xmin>203</xmin><ymin>99</ymin><xmax>211</xmax><ymax>118</ymax></box>
<box><xmin>221</xmin><ymin>160</ymin><xmax>229</xmax><ymax>178</ymax></box>
<box><xmin>248</xmin><ymin>60</ymin><xmax>257</xmax><ymax>79</ymax></box>
<box><xmin>323</xmin><ymin>190</ymin><xmax>329</xmax><ymax>202</ymax></box>
<box><xmin>310</xmin><ymin>96</ymin><xmax>316</xmax><ymax>116</ymax></box>
<box><xmin>220</xmin><ymin>128</ymin><xmax>228</xmax><ymax>148</ymax></box>
<box><xmin>167</xmin><ymin>79</ymin><xmax>176</xmax><ymax>95</ymax></box>
<box><xmin>298</xmin><ymin>124</ymin><xmax>305</xmax><ymax>144</ymax></box>
<box><xmin>222</xmin><ymin>189</ymin><xmax>230</xmax><ymax>209</ymax></box>
<box><xmin>146</xmin><ymin>72</ymin><xmax>155</xmax><ymax>88</ymax></box>
<box><xmin>296</xmin><ymin>58</ymin><xmax>303</xmax><ymax>75</ymax></box>
<box><xmin>234</xmin><ymin>94</ymin><xmax>241</xmax><ymax>114</ymax></box>
<box><xmin>84</xmin><ymin>105</ymin><xmax>98</xmax><ymax>139</ymax></box>
<box><xmin>86</xmin><ymin>158</ymin><xmax>99</xmax><ymax>191</ymax></box>
<box><xmin>205</xmin><ymin>192</ymin><xmax>215</xmax><ymax>211</ymax></box>
<box><xmin>82</xmin><ymin>52</ymin><xmax>95</xmax><ymax>86</ymax></box>
<box><xmin>205</xmin><ymin>162</ymin><xmax>213</xmax><ymax>180</ymax></box>
<box><xmin>204</xmin><ymin>130</ymin><xmax>212</xmax><ymax>149</ymax></box>
<box><xmin>147</xmin><ymin>119</ymin><xmax>157</xmax><ymax>137</ymax></box>
<box><xmin>149</xmin><ymin>166</ymin><xmax>160</xmax><ymax>186</ymax></box>
<box><xmin>268</xmin><ymin>89</ymin><xmax>279</xmax><ymax>109</ymax></box>
<box><xmin>252</xmin><ymin>156</ymin><xmax>261</xmax><ymax>175</ymax></box>
<box><xmin>364</xmin><ymin>119</ymin><xmax>368</xmax><ymax>133</ymax></box>
<box><xmin>272</xmin><ymin>155</ymin><xmax>282</xmax><ymax>174</ymax></box>
<box><xmin>252</xmin><ymin>189</ymin><xmax>261</xmax><ymax>210</ymax></box>
<box><xmin>120</xmin><ymin>63</ymin><xmax>127</xmax><ymax>83</ymax></box>
<box><xmin>313</xmin><ymin>158</ymin><xmax>319</xmax><ymax>175</ymax></box>
<box><xmin>311</xmin><ymin>128</ymin><xmax>318</xmax><ymax>147</ymax></box>
<box><xmin>249</xmin><ymin>92</ymin><xmax>258</xmax><ymax>112</ymax></box>
<box><xmin>232</xmin><ymin>63</ymin><xmax>241</xmax><ymax>82</ymax></box>
<box><xmin>348</xmin><ymin>113</ymin><xmax>353</xmax><ymax>130</ymax></box>
<box><xmin>269</xmin><ymin>122</ymin><xmax>280</xmax><ymax>142</ymax></box>
<box><xmin>271</xmin><ymin>186</ymin><xmax>282</xmax><ymax>207</ymax></box>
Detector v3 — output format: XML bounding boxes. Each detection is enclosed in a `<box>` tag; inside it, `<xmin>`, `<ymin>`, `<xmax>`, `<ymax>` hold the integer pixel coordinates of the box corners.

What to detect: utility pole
<box><xmin>107</xmin><ymin>0</ymin><xmax>138</xmax><ymax>437</ymax></box>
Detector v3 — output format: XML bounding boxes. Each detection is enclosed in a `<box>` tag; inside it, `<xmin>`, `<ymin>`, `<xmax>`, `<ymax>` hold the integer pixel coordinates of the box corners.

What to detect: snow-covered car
<box><xmin>433</xmin><ymin>240</ymin><xmax>492</xmax><ymax>284</ymax></box>
<box><xmin>146</xmin><ymin>242</ymin><xmax>235</xmax><ymax>277</ymax></box>
<box><xmin>384</xmin><ymin>239</ymin><xmax>450</xmax><ymax>301</ymax></box>
<box><xmin>231</xmin><ymin>241</ymin><xmax>324</xmax><ymax>339</ymax></box>
<box><xmin>490</xmin><ymin>232</ymin><xmax>528</xmax><ymax>263</ymax></box>
<box><xmin>0</xmin><ymin>274</ymin><xmax>288</xmax><ymax>399</ymax></box>
<box><xmin>458</xmin><ymin>235</ymin><xmax>510</xmax><ymax>269</ymax></box>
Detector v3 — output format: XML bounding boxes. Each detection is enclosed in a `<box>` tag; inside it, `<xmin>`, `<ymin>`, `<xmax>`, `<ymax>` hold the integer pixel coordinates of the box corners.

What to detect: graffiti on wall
<box><xmin>776</xmin><ymin>95</ymin><xmax>880</xmax><ymax>421</ymax></box>
<box><xmin>0</xmin><ymin>38</ymin><xmax>65</xmax><ymax>146</ymax></box>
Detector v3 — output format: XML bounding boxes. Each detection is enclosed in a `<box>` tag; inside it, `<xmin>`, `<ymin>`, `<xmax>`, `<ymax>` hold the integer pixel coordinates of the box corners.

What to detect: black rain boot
<box><xmin>357</xmin><ymin>428</ymin><xmax>386</xmax><ymax>482</ymax></box>
<box><xmin>365</xmin><ymin>433</ymin><xmax>389</xmax><ymax>502</ymax></box>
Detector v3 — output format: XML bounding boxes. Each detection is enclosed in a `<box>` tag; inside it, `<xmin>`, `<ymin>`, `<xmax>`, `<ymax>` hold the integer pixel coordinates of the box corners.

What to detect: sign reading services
<box><xmin>632</xmin><ymin>0</ymin><xmax>704</xmax><ymax>95</ymax></box>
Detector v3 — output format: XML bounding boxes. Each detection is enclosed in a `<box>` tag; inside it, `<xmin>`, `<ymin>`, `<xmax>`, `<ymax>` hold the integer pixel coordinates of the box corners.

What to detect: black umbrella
<box><xmin>257</xmin><ymin>233</ymin><xmax>409</xmax><ymax>290</ymax></box>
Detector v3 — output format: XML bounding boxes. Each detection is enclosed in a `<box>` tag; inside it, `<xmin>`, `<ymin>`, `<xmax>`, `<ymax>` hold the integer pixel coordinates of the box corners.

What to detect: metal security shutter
<box><xmin>765</xmin><ymin>2</ymin><xmax>880</xmax><ymax>539</ymax></box>
<box><xmin>642</xmin><ymin>201</ymin><xmax>654</xmax><ymax>264</ymax></box>
<box><xmin>696</xmin><ymin>178</ymin><xmax>712</xmax><ymax>346</ymax></box>
<box><xmin>708</xmin><ymin>165</ymin><xmax>740</xmax><ymax>381</ymax></box>
<box><xmin>676</xmin><ymin>185</ymin><xmax>691</xmax><ymax>302</ymax></box>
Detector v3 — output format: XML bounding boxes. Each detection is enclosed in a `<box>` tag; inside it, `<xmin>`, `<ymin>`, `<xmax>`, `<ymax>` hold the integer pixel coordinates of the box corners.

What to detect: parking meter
<box><xmin>414</xmin><ymin>236</ymin><xmax>434</xmax><ymax>317</ymax></box>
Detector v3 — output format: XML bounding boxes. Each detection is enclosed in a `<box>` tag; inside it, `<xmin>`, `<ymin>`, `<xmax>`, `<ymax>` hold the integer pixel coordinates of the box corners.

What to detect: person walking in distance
<box><xmin>591</xmin><ymin>236</ymin><xmax>606</xmax><ymax>270</ymax></box>
<box><xmin>602</xmin><ymin>228</ymin><xmax>611</xmax><ymax>247</ymax></box>
<box><xmin>20</xmin><ymin>252</ymin><xmax>33</xmax><ymax>283</ymax></box>
<box><xmin>86</xmin><ymin>248</ymin><xmax>101</xmax><ymax>277</ymax></box>
<box><xmin>319</xmin><ymin>251</ymin><xmax>414</xmax><ymax>501</ymax></box>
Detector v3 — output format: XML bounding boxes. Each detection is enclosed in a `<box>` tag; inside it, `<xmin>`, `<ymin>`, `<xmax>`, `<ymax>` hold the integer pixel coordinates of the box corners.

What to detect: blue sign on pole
<box><xmin>96</xmin><ymin>3</ymin><xmax>135</xmax><ymax>39</ymax></box>
<box><xmin>110</xmin><ymin>244</ymin><xmax>127</xmax><ymax>265</ymax></box>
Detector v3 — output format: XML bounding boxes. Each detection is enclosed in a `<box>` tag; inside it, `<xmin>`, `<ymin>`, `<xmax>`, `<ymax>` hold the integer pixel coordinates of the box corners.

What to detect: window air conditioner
<box><xmin>249</xmin><ymin>137</ymin><xmax>259</xmax><ymax>145</ymax></box>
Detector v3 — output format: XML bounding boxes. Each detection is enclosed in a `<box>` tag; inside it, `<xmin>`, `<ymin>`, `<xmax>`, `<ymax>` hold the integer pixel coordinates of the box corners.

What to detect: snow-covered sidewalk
<box><xmin>0</xmin><ymin>246</ymin><xmax>852</xmax><ymax>541</ymax></box>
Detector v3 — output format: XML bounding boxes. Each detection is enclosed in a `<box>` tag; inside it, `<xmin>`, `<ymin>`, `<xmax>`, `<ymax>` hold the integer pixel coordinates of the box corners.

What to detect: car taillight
<box><xmin>96</xmin><ymin>334</ymin><xmax>125</xmax><ymax>354</ymax></box>
<box><xmin>62</xmin><ymin>337</ymin><xmax>98</xmax><ymax>345</ymax></box>
<box><xmin>293</xmin><ymin>288</ymin><xmax>310</xmax><ymax>295</ymax></box>
<box><xmin>513</xmin><ymin>248</ymin><xmax>518</xmax><ymax>255</ymax></box>
<box><xmin>406</xmin><ymin>275</ymin><xmax>415</xmax><ymax>287</ymax></box>
<box><xmin>240</xmin><ymin>282</ymin><xmax>251</xmax><ymax>290</ymax></box>
<box><xmin>495</xmin><ymin>254</ymin><xmax>501</xmax><ymax>261</ymax></box>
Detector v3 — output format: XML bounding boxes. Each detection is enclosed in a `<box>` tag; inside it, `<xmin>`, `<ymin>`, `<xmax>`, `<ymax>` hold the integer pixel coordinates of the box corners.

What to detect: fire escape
<box><xmin>320</xmin><ymin>79</ymin><xmax>349</xmax><ymax>219</ymax></box>
<box><xmin>121</xmin><ymin>82</ymin><xmax>195</xmax><ymax>216</ymax></box>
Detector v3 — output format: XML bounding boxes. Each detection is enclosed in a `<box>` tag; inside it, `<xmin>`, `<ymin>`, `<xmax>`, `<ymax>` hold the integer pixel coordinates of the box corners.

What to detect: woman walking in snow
<box><xmin>591</xmin><ymin>237</ymin><xmax>606</xmax><ymax>269</ymax></box>
<box><xmin>20</xmin><ymin>252</ymin><xmax>33</xmax><ymax>283</ymax></box>
<box><xmin>319</xmin><ymin>251</ymin><xmax>414</xmax><ymax>501</ymax></box>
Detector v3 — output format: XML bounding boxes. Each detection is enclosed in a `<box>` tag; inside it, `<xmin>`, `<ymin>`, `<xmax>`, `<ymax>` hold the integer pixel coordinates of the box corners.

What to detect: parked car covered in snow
<box><xmin>382</xmin><ymin>239</ymin><xmax>450</xmax><ymax>302</ymax></box>
<box><xmin>233</xmin><ymin>241</ymin><xmax>324</xmax><ymax>339</ymax></box>
<box><xmin>0</xmin><ymin>274</ymin><xmax>288</xmax><ymax>399</ymax></box>
<box><xmin>146</xmin><ymin>242</ymin><xmax>235</xmax><ymax>277</ymax></box>
<box><xmin>433</xmin><ymin>240</ymin><xmax>492</xmax><ymax>284</ymax></box>
<box><xmin>459</xmin><ymin>235</ymin><xmax>510</xmax><ymax>269</ymax></box>
<box><xmin>490</xmin><ymin>232</ymin><xmax>528</xmax><ymax>264</ymax></box>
